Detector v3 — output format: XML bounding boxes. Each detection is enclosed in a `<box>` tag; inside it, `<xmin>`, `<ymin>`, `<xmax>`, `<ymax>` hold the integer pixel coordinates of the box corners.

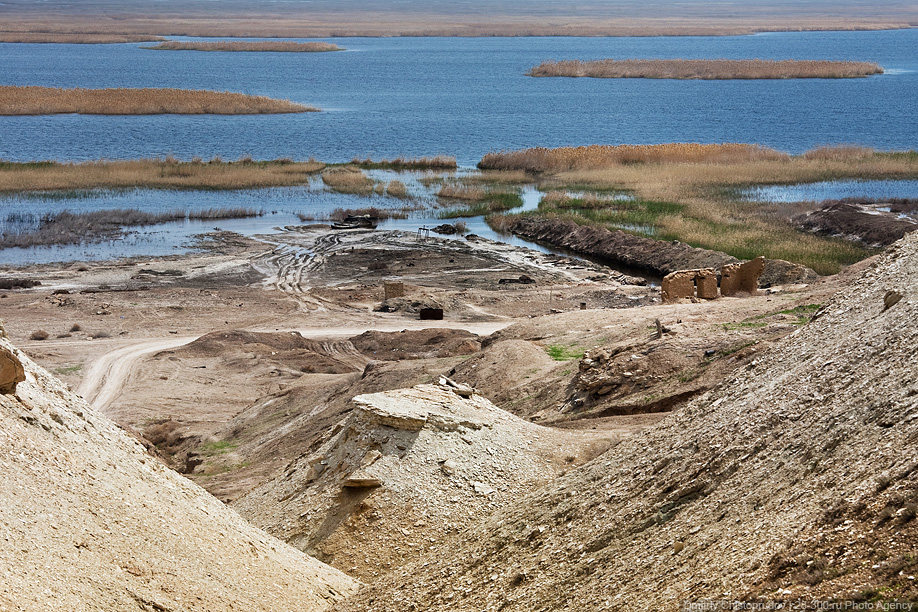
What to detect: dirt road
<box><xmin>76</xmin><ymin>320</ymin><xmax>515</xmax><ymax>414</ymax></box>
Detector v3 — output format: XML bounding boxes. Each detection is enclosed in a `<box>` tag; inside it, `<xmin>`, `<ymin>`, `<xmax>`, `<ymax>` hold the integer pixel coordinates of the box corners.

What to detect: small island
<box><xmin>144</xmin><ymin>41</ymin><xmax>343</xmax><ymax>52</ymax></box>
<box><xmin>0</xmin><ymin>33</ymin><xmax>166</xmax><ymax>44</ymax></box>
<box><xmin>0</xmin><ymin>86</ymin><xmax>318</xmax><ymax>115</ymax></box>
<box><xmin>527</xmin><ymin>58</ymin><xmax>884</xmax><ymax>80</ymax></box>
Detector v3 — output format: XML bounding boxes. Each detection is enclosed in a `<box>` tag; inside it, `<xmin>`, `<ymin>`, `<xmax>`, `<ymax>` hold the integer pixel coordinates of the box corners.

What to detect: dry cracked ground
<box><xmin>1</xmin><ymin>224</ymin><xmax>915</xmax><ymax>610</ymax></box>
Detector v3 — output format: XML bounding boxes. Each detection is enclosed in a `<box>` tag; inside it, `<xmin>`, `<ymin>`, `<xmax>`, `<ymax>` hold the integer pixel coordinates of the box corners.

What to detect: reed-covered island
<box><xmin>0</xmin><ymin>33</ymin><xmax>165</xmax><ymax>43</ymax></box>
<box><xmin>144</xmin><ymin>41</ymin><xmax>343</xmax><ymax>52</ymax></box>
<box><xmin>0</xmin><ymin>86</ymin><xmax>317</xmax><ymax>115</ymax></box>
<box><xmin>527</xmin><ymin>59</ymin><xmax>884</xmax><ymax>79</ymax></box>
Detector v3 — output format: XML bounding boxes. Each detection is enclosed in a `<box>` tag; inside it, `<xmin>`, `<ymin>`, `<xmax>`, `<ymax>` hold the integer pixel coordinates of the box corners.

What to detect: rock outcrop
<box><xmin>0</xmin><ymin>345</ymin><xmax>25</xmax><ymax>394</ymax></box>
<box><xmin>0</xmin><ymin>331</ymin><xmax>358</xmax><ymax>611</ymax></box>
<box><xmin>336</xmin><ymin>232</ymin><xmax>918</xmax><ymax>609</ymax></box>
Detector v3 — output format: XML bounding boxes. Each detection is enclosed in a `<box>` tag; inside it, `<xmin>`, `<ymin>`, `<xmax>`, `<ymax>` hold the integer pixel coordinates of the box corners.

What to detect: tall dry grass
<box><xmin>0</xmin><ymin>157</ymin><xmax>325</xmax><ymax>192</ymax></box>
<box><xmin>527</xmin><ymin>59</ymin><xmax>884</xmax><ymax>80</ymax></box>
<box><xmin>0</xmin><ymin>86</ymin><xmax>317</xmax><ymax>115</ymax></box>
<box><xmin>0</xmin><ymin>33</ymin><xmax>165</xmax><ymax>43</ymax></box>
<box><xmin>479</xmin><ymin>143</ymin><xmax>787</xmax><ymax>172</ymax></box>
<box><xmin>3</xmin><ymin>9</ymin><xmax>913</xmax><ymax>39</ymax></box>
<box><xmin>436</xmin><ymin>185</ymin><xmax>489</xmax><ymax>201</ymax></box>
<box><xmin>145</xmin><ymin>41</ymin><xmax>342</xmax><ymax>52</ymax></box>
<box><xmin>321</xmin><ymin>167</ymin><xmax>375</xmax><ymax>195</ymax></box>
<box><xmin>350</xmin><ymin>156</ymin><xmax>458</xmax><ymax>170</ymax></box>
<box><xmin>503</xmin><ymin>145</ymin><xmax>918</xmax><ymax>274</ymax></box>
<box><xmin>385</xmin><ymin>180</ymin><xmax>409</xmax><ymax>198</ymax></box>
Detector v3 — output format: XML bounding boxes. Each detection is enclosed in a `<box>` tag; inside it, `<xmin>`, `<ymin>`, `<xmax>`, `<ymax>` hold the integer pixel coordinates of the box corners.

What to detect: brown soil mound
<box><xmin>506</xmin><ymin>216</ymin><xmax>736</xmax><ymax>276</ymax></box>
<box><xmin>336</xmin><ymin>232</ymin><xmax>918</xmax><ymax>609</ymax></box>
<box><xmin>796</xmin><ymin>200</ymin><xmax>918</xmax><ymax>247</ymax></box>
<box><xmin>179</xmin><ymin>329</ymin><xmax>361</xmax><ymax>373</ymax></box>
<box><xmin>0</xmin><ymin>334</ymin><xmax>357</xmax><ymax>611</ymax></box>
<box><xmin>507</xmin><ymin>216</ymin><xmax>818</xmax><ymax>284</ymax></box>
<box><xmin>349</xmin><ymin>328</ymin><xmax>481</xmax><ymax>360</ymax></box>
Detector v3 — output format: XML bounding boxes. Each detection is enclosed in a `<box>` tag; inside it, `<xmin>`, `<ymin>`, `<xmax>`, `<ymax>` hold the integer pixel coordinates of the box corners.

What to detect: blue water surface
<box><xmin>0</xmin><ymin>30</ymin><xmax>916</xmax><ymax>166</ymax></box>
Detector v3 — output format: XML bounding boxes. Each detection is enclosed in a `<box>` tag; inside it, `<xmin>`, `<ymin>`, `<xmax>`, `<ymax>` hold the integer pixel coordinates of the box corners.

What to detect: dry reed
<box><xmin>385</xmin><ymin>180</ymin><xmax>409</xmax><ymax>198</ymax></box>
<box><xmin>145</xmin><ymin>41</ymin><xmax>342</xmax><ymax>52</ymax></box>
<box><xmin>490</xmin><ymin>145</ymin><xmax>918</xmax><ymax>274</ymax></box>
<box><xmin>436</xmin><ymin>185</ymin><xmax>489</xmax><ymax>201</ymax></box>
<box><xmin>350</xmin><ymin>156</ymin><xmax>458</xmax><ymax>170</ymax></box>
<box><xmin>0</xmin><ymin>158</ymin><xmax>325</xmax><ymax>192</ymax></box>
<box><xmin>3</xmin><ymin>7</ymin><xmax>914</xmax><ymax>39</ymax></box>
<box><xmin>0</xmin><ymin>33</ymin><xmax>165</xmax><ymax>43</ymax></box>
<box><xmin>321</xmin><ymin>167</ymin><xmax>375</xmax><ymax>195</ymax></box>
<box><xmin>527</xmin><ymin>59</ymin><xmax>884</xmax><ymax>80</ymax></box>
<box><xmin>479</xmin><ymin>143</ymin><xmax>787</xmax><ymax>172</ymax></box>
<box><xmin>0</xmin><ymin>86</ymin><xmax>317</xmax><ymax>115</ymax></box>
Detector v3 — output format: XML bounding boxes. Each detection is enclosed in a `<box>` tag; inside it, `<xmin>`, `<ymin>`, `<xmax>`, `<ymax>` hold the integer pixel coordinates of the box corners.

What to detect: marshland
<box><xmin>0</xmin><ymin>86</ymin><xmax>317</xmax><ymax>115</ymax></box>
<box><xmin>2</xmin><ymin>0</ymin><xmax>916</xmax><ymax>38</ymax></box>
<box><xmin>1</xmin><ymin>31</ymin><xmax>917</xmax><ymax>270</ymax></box>
<box><xmin>526</xmin><ymin>59</ymin><xmax>884</xmax><ymax>79</ymax></box>
<box><xmin>144</xmin><ymin>41</ymin><xmax>343</xmax><ymax>52</ymax></box>
<box><xmin>481</xmin><ymin>144</ymin><xmax>918</xmax><ymax>274</ymax></box>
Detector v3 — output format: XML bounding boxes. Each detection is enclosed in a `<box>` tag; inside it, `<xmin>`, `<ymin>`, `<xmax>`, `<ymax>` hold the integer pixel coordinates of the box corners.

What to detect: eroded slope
<box><xmin>0</xmin><ymin>333</ymin><xmax>358</xmax><ymax>611</ymax></box>
<box><xmin>233</xmin><ymin>383</ymin><xmax>613</xmax><ymax>581</ymax></box>
<box><xmin>336</xmin><ymin>234</ymin><xmax>918</xmax><ymax>609</ymax></box>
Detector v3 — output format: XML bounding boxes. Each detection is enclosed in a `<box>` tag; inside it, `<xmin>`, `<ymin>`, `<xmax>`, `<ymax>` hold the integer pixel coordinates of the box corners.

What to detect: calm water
<box><xmin>1</xmin><ymin>30</ymin><xmax>917</xmax><ymax>263</ymax></box>
<box><xmin>745</xmin><ymin>179</ymin><xmax>918</xmax><ymax>202</ymax></box>
<box><xmin>0</xmin><ymin>174</ymin><xmax>544</xmax><ymax>264</ymax></box>
<box><xmin>1</xmin><ymin>31</ymin><xmax>916</xmax><ymax>165</ymax></box>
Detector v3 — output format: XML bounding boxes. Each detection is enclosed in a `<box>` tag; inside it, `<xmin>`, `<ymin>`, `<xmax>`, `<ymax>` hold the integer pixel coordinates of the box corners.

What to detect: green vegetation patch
<box><xmin>546</xmin><ymin>344</ymin><xmax>585</xmax><ymax>361</ymax></box>
<box><xmin>202</xmin><ymin>440</ymin><xmax>238</xmax><ymax>455</ymax></box>
<box><xmin>439</xmin><ymin>191</ymin><xmax>523</xmax><ymax>219</ymax></box>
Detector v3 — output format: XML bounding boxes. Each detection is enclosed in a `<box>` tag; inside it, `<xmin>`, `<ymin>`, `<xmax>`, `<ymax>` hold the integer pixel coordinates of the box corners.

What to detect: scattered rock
<box><xmin>0</xmin><ymin>346</ymin><xmax>25</xmax><ymax>394</ymax></box>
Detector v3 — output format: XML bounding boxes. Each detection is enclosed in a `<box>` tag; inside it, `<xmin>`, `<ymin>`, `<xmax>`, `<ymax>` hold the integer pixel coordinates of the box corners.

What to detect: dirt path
<box><xmin>76</xmin><ymin>320</ymin><xmax>515</xmax><ymax>414</ymax></box>
<box><xmin>76</xmin><ymin>336</ymin><xmax>198</xmax><ymax>412</ymax></box>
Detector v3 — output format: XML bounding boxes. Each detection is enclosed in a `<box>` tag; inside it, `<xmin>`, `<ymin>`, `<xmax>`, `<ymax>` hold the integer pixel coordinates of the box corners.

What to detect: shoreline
<box><xmin>0</xmin><ymin>19</ymin><xmax>915</xmax><ymax>42</ymax></box>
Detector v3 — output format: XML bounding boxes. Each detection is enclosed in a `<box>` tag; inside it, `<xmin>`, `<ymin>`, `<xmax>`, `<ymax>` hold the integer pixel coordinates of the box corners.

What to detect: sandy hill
<box><xmin>335</xmin><ymin>234</ymin><xmax>918</xmax><ymax>608</ymax></box>
<box><xmin>0</xmin><ymin>332</ymin><xmax>358</xmax><ymax>611</ymax></box>
<box><xmin>233</xmin><ymin>384</ymin><xmax>613</xmax><ymax>582</ymax></box>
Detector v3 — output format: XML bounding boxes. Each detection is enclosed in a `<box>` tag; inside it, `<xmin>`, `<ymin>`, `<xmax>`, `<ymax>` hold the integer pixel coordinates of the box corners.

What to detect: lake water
<box><xmin>1</xmin><ymin>30</ymin><xmax>917</xmax><ymax>263</ymax></box>
<box><xmin>1</xmin><ymin>30</ymin><xmax>917</xmax><ymax>165</ymax></box>
<box><xmin>0</xmin><ymin>173</ymin><xmax>545</xmax><ymax>264</ymax></box>
<box><xmin>744</xmin><ymin>179</ymin><xmax>918</xmax><ymax>203</ymax></box>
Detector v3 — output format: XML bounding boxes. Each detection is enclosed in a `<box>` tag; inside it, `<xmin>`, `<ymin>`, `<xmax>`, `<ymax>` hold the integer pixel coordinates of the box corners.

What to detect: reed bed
<box><xmin>384</xmin><ymin>180</ymin><xmax>409</xmax><ymax>198</ymax></box>
<box><xmin>321</xmin><ymin>167</ymin><xmax>375</xmax><ymax>195</ymax></box>
<box><xmin>488</xmin><ymin>145</ymin><xmax>918</xmax><ymax>275</ymax></box>
<box><xmin>1</xmin><ymin>207</ymin><xmax>260</xmax><ymax>249</ymax></box>
<box><xmin>539</xmin><ymin>190</ymin><xmax>632</xmax><ymax>209</ymax></box>
<box><xmin>0</xmin><ymin>33</ymin><xmax>165</xmax><ymax>43</ymax></box>
<box><xmin>350</xmin><ymin>156</ymin><xmax>458</xmax><ymax>170</ymax></box>
<box><xmin>438</xmin><ymin>192</ymin><xmax>523</xmax><ymax>219</ymax></box>
<box><xmin>527</xmin><ymin>59</ymin><xmax>884</xmax><ymax>80</ymax></box>
<box><xmin>436</xmin><ymin>185</ymin><xmax>489</xmax><ymax>201</ymax></box>
<box><xmin>145</xmin><ymin>41</ymin><xmax>342</xmax><ymax>52</ymax></box>
<box><xmin>0</xmin><ymin>157</ymin><xmax>324</xmax><ymax>192</ymax></box>
<box><xmin>479</xmin><ymin>143</ymin><xmax>787</xmax><ymax>172</ymax></box>
<box><xmin>0</xmin><ymin>86</ymin><xmax>317</xmax><ymax>115</ymax></box>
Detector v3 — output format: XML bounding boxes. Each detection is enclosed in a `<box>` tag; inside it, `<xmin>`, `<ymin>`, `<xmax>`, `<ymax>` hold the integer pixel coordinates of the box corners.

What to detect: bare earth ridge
<box><xmin>0</xmin><ymin>334</ymin><xmax>358</xmax><ymax>611</ymax></box>
<box><xmin>335</xmin><ymin>231</ymin><xmax>918</xmax><ymax>608</ymax></box>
